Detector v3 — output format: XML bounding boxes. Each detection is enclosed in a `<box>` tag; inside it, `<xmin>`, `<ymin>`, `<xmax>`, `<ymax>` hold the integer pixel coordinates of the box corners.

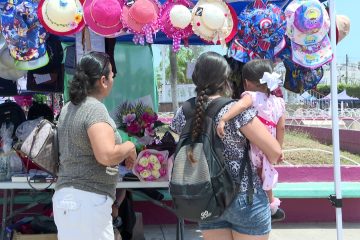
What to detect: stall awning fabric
<box><xmin>59</xmin><ymin>0</ymin><xmax>328</xmax><ymax>44</ymax></box>
<box><xmin>323</xmin><ymin>90</ymin><xmax>359</xmax><ymax>100</ymax></box>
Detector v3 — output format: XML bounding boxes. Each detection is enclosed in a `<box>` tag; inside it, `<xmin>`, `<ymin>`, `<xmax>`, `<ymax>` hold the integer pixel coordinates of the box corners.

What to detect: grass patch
<box><xmin>283</xmin><ymin>130</ymin><xmax>360</xmax><ymax>165</ymax></box>
<box><xmin>156</xmin><ymin>125</ymin><xmax>360</xmax><ymax>166</ymax></box>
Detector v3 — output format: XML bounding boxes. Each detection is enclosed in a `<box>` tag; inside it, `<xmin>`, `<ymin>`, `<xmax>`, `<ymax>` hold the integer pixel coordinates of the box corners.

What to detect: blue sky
<box><xmin>335</xmin><ymin>0</ymin><xmax>359</xmax><ymax>63</ymax></box>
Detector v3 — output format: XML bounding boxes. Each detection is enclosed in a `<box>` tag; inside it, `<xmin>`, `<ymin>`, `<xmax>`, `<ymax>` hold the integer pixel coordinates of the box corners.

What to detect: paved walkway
<box><xmin>142</xmin><ymin>223</ymin><xmax>360</xmax><ymax>240</ymax></box>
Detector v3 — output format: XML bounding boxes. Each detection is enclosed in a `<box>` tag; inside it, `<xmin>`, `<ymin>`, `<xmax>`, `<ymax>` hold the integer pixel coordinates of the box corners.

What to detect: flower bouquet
<box><xmin>114</xmin><ymin>97</ymin><xmax>163</xmax><ymax>146</ymax></box>
<box><xmin>133</xmin><ymin>149</ymin><xmax>171</xmax><ymax>182</ymax></box>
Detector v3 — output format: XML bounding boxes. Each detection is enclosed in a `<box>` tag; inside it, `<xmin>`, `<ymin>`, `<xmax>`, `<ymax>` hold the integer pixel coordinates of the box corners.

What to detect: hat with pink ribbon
<box><xmin>121</xmin><ymin>0</ymin><xmax>161</xmax><ymax>45</ymax></box>
<box><xmin>285</xmin><ymin>0</ymin><xmax>333</xmax><ymax>69</ymax></box>
<box><xmin>83</xmin><ymin>0</ymin><xmax>123</xmax><ymax>37</ymax></box>
<box><xmin>159</xmin><ymin>0</ymin><xmax>194</xmax><ymax>52</ymax></box>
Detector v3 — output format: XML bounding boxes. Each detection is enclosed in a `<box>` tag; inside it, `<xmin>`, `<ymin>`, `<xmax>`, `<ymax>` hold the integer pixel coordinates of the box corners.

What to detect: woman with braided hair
<box><xmin>170</xmin><ymin>52</ymin><xmax>282</xmax><ymax>240</ymax></box>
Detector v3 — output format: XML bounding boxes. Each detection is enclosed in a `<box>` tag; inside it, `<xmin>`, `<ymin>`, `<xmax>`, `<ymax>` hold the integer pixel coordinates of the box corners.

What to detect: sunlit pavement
<box><xmin>142</xmin><ymin>222</ymin><xmax>360</xmax><ymax>240</ymax></box>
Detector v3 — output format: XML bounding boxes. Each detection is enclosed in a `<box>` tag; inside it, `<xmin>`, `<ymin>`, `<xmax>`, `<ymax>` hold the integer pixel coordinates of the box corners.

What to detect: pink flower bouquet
<box><xmin>114</xmin><ymin>99</ymin><xmax>163</xmax><ymax>145</ymax></box>
<box><xmin>133</xmin><ymin>149</ymin><xmax>170</xmax><ymax>182</ymax></box>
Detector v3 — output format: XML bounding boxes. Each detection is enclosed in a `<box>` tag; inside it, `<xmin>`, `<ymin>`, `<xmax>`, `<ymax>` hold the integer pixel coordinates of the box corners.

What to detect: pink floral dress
<box><xmin>241</xmin><ymin>91</ymin><xmax>285</xmax><ymax>191</ymax></box>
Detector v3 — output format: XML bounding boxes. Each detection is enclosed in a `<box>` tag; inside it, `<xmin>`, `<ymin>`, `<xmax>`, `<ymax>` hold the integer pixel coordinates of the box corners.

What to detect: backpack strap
<box><xmin>206</xmin><ymin>97</ymin><xmax>234</xmax><ymax>119</ymax></box>
<box><xmin>237</xmin><ymin>140</ymin><xmax>254</xmax><ymax>205</ymax></box>
<box><xmin>182</xmin><ymin>97</ymin><xmax>196</xmax><ymax>121</ymax></box>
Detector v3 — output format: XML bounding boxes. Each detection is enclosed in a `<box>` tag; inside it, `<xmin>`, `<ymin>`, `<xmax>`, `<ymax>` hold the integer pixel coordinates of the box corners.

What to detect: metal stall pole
<box><xmin>328</xmin><ymin>1</ymin><xmax>343</xmax><ymax>240</ymax></box>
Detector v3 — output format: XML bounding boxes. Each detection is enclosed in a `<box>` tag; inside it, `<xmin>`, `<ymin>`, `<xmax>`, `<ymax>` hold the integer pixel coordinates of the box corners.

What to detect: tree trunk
<box><xmin>169</xmin><ymin>46</ymin><xmax>179</xmax><ymax>112</ymax></box>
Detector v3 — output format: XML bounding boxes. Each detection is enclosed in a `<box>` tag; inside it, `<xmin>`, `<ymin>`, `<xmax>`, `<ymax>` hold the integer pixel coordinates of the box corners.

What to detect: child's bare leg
<box><xmin>266</xmin><ymin>189</ymin><xmax>281</xmax><ymax>214</ymax></box>
<box><xmin>266</xmin><ymin>189</ymin><xmax>285</xmax><ymax>222</ymax></box>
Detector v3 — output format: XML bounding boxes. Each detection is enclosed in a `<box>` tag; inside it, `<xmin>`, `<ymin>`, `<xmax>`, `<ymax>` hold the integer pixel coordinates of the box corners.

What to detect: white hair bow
<box><xmin>259</xmin><ymin>72</ymin><xmax>281</xmax><ymax>91</ymax></box>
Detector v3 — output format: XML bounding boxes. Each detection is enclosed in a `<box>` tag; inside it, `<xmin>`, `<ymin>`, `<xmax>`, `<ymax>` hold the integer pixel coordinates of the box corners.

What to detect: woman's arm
<box><xmin>240</xmin><ymin>117</ymin><xmax>282</xmax><ymax>164</ymax></box>
<box><xmin>87</xmin><ymin>122</ymin><xmax>137</xmax><ymax>166</ymax></box>
<box><xmin>276</xmin><ymin>115</ymin><xmax>286</xmax><ymax>147</ymax></box>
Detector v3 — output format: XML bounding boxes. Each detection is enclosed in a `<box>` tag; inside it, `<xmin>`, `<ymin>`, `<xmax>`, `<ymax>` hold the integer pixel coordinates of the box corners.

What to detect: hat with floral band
<box><xmin>231</xmin><ymin>0</ymin><xmax>286</xmax><ymax>63</ymax></box>
<box><xmin>121</xmin><ymin>0</ymin><xmax>161</xmax><ymax>45</ymax></box>
<box><xmin>38</xmin><ymin>0</ymin><xmax>85</xmax><ymax>36</ymax></box>
<box><xmin>285</xmin><ymin>0</ymin><xmax>332</xmax><ymax>69</ymax></box>
<box><xmin>159</xmin><ymin>0</ymin><xmax>194</xmax><ymax>52</ymax></box>
<box><xmin>83</xmin><ymin>0</ymin><xmax>123</xmax><ymax>37</ymax></box>
<box><xmin>191</xmin><ymin>0</ymin><xmax>237</xmax><ymax>47</ymax></box>
<box><xmin>1</xmin><ymin>0</ymin><xmax>49</xmax><ymax>70</ymax></box>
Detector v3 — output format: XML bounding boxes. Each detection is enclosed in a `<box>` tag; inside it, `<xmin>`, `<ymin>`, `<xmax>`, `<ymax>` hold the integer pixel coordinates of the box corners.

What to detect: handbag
<box><xmin>20</xmin><ymin>119</ymin><xmax>59</xmax><ymax>177</ymax></box>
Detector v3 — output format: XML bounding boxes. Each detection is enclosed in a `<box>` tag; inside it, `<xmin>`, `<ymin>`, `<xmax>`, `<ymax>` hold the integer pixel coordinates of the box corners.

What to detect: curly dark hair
<box><xmin>187</xmin><ymin>52</ymin><xmax>232</xmax><ymax>163</ymax></box>
<box><xmin>69</xmin><ymin>51</ymin><xmax>111</xmax><ymax>105</ymax></box>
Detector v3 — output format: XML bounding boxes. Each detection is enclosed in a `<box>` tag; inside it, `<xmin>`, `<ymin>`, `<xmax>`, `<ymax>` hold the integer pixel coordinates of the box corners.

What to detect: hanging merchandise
<box><xmin>26</xmin><ymin>34</ymin><xmax>64</xmax><ymax>92</ymax></box>
<box><xmin>283</xmin><ymin>58</ymin><xmax>324</xmax><ymax>93</ymax></box>
<box><xmin>0</xmin><ymin>34</ymin><xmax>4</xmax><ymax>49</ymax></box>
<box><xmin>64</xmin><ymin>44</ymin><xmax>76</xmax><ymax>75</ymax></box>
<box><xmin>191</xmin><ymin>0</ymin><xmax>237</xmax><ymax>47</ymax></box>
<box><xmin>228</xmin><ymin>0</ymin><xmax>286</xmax><ymax>63</ymax></box>
<box><xmin>1</xmin><ymin>0</ymin><xmax>49</xmax><ymax>70</ymax></box>
<box><xmin>83</xmin><ymin>0</ymin><xmax>123</xmax><ymax>37</ymax></box>
<box><xmin>335</xmin><ymin>15</ymin><xmax>350</xmax><ymax>44</ymax></box>
<box><xmin>0</xmin><ymin>36</ymin><xmax>26</xmax><ymax>81</ymax></box>
<box><xmin>0</xmin><ymin>78</ymin><xmax>18</xmax><ymax>96</ymax></box>
<box><xmin>278</xmin><ymin>40</ymin><xmax>324</xmax><ymax>94</ymax></box>
<box><xmin>37</xmin><ymin>0</ymin><xmax>85</xmax><ymax>36</ymax></box>
<box><xmin>285</xmin><ymin>0</ymin><xmax>333</xmax><ymax>69</ymax></box>
<box><xmin>121</xmin><ymin>0</ymin><xmax>161</xmax><ymax>45</ymax></box>
<box><xmin>159</xmin><ymin>0</ymin><xmax>194</xmax><ymax>52</ymax></box>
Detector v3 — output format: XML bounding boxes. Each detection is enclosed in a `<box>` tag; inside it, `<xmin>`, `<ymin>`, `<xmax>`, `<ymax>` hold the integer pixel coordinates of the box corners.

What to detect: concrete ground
<box><xmin>142</xmin><ymin>222</ymin><xmax>360</xmax><ymax>240</ymax></box>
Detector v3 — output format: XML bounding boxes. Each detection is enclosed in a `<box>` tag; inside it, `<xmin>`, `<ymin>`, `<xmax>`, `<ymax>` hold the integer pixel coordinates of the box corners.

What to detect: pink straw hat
<box><xmin>121</xmin><ymin>0</ymin><xmax>161</xmax><ymax>44</ymax></box>
<box><xmin>83</xmin><ymin>0</ymin><xmax>123</xmax><ymax>37</ymax></box>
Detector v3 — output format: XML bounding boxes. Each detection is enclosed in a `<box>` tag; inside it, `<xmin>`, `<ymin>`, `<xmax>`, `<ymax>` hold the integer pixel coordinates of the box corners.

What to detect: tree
<box><xmin>169</xmin><ymin>46</ymin><xmax>179</xmax><ymax>112</ymax></box>
<box><xmin>163</xmin><ymin>46</ymin><xmax>205</xmax><ymax>84</ymax></box>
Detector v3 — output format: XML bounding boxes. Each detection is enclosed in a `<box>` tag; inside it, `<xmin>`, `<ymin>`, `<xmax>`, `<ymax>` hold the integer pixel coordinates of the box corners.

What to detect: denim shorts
<box><xmin>199</xmin><ymin>188</ymin><xmax>271</xmax><ymax>235</ymax></box>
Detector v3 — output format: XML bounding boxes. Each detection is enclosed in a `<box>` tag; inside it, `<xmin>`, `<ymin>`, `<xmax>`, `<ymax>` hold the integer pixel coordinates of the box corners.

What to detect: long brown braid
<box><xmin>186</xmin><ymin>52</ymin><xmax>232</xmax><ymax>163</ymax></box>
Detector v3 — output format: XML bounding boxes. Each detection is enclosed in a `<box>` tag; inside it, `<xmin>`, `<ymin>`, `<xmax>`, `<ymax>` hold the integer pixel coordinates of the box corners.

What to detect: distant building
<box><xmin>320</xmin><ymin>63</ymin><xmax>360</xmax><ymax>85</ymax></box>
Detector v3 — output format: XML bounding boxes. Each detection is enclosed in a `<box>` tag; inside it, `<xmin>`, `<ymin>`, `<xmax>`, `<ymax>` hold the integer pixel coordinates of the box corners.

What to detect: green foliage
<box><xmin>32</xmin><ymin>94</ymin><xmax>48</xmax><ymax>104</ymax></box>
<box><xmin>155</xmin><ymin>46</ymin><xmax>206</xmax><ymax>85</ymax></box>
<box><xmin>316</xmin><ymin>84</ymin><xmax>360</xmax><ymax>98</ymax></box>
<box><xmin>166</xmin><ymin>47</ymin><xmax>194</xmax><ymax>84</ymax></box>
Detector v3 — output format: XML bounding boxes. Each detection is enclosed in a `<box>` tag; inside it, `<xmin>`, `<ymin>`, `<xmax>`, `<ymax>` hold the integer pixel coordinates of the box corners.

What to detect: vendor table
<box><xmin>0</xmin><ymin>181</ymin><xmax>185</xmax><ymax>240</ymax></box>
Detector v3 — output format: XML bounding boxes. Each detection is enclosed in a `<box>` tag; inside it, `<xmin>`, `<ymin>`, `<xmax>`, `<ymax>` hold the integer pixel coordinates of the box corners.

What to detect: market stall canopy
<box><xmin>322</xmin><ymin>89</ymin><xmax>359</xmax><ymax>100</ymax></box>
<box><xmin>58</xmin><ymin>0</ymin><xmax>328</xmax><ymax>44</ymax></box>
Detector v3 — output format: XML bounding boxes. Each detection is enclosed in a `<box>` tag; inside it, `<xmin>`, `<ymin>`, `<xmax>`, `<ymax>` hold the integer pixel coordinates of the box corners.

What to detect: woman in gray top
<box><xmin>53</xmin><ymin>52</ymin><xmax>137</xmax><ymax>240</ymax></box>
<box><xmin>170</xmin><ymin>52</ymin><xmax>282</xmax><ymax>240</ymax></box>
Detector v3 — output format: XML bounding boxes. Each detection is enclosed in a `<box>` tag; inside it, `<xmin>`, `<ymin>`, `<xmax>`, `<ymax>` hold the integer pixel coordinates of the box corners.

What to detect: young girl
<box><xmin>217</xmin><ymin>59</ymin><xmax>286</xmax><ymax>222</ymax></box>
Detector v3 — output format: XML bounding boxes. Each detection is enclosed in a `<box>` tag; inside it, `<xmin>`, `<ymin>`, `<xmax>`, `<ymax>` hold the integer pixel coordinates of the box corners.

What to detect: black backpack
<box><xmin>170</xmin><ymin>97</ymin><xmax>253</xmax><ymax>222</ymax></box>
